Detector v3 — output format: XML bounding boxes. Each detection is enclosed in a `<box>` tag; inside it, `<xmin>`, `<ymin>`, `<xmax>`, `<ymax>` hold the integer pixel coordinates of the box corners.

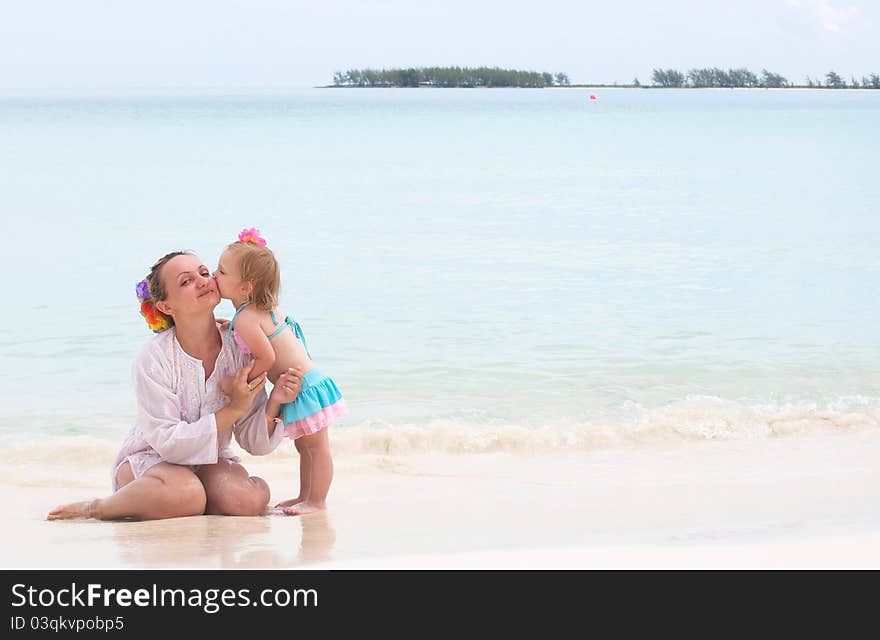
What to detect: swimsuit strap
<box><xmin>289</xmin><ymin>316</ymin><xmax>311</xmax><ymax>358</ymax></box>
<box><xmin>267</xmin><ymin>309</ymin><xmax>285</xmax><ymax>340</ymax></box>
<box><xmin>226</xmin><ymin>302</ymin><xmax>251</xmax><ymax>343</ymax></box>
<box><xmin>266</xmin><ymin>309</ymin><xmax>311</xmax><ymax>358</ymax></box>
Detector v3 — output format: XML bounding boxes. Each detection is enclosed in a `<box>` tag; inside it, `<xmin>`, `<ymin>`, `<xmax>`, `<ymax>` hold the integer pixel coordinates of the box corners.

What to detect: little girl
<box><xmin>214</xmin><ymin>227</ymin><xmax>347</xmax><ymax>515</ymax></box>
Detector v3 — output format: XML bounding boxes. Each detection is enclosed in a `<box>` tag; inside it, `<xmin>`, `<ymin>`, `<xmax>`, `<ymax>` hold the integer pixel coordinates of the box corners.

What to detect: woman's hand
<box><xmin>221</xmin><ymin>362</ymin><xmax>267</xmax><ymax>413</ymax></box>
<box><xmin>269</xmin><ymin>367</ymin><xmax>304</xmax><ymax>405</ymax></box>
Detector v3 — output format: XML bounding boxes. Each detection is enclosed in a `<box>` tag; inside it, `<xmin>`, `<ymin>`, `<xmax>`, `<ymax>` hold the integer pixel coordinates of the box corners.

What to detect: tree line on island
<box><xmin>332</xmin><ymin>67</ymin><xmax>570</xmax><ymax>87</ymax></box>
<box><xmin>328</xmin><ymin>66</ymin><xmax>880</xmax><ymax>89</ymax></box>
<box><xmin>650</xmin><ymin>67</ymin><xmax>880</xmax><ymax>89</ymax></box>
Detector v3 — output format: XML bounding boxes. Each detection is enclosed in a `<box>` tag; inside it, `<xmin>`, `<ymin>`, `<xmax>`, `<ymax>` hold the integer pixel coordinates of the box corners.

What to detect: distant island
<box><xmin>329</xmin><ymin>67</ymin><xmax>570</xmax><ymax>88</ymax></box>
<box><xmin>326</xmin><ymin>66</ymin><xmax>880</xmax><ymax>89</ymax></box>
<box><xmin>648</xmin><ymin>67</ymin><xmax>880</xmax><ymax>89</ymax></box>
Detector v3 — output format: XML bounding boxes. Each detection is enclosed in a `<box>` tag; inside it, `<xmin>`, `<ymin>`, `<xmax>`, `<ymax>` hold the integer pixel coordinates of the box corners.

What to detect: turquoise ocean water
<box><xmin>1</xmin><ymin>88</ymin><xmax>878</xmax><ymax>452</ymax></box>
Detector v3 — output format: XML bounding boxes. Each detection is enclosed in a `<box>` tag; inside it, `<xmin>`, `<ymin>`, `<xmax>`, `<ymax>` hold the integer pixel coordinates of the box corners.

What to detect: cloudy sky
<box><xmin>0</xmin><ymin>0</ymin><xmax>875</xmax><ymax>89</ymax></box>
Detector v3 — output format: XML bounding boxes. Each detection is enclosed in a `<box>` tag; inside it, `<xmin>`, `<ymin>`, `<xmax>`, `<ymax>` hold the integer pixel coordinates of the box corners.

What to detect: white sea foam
<box><xmin>4</xmin><ymin>397</ymin><xmax>878</xmax><ymax>482</ymax></box>
<box><xmin>323</xmin><ymin>396</ymin><xmax>880</xmax><ymax>455</ymax></box>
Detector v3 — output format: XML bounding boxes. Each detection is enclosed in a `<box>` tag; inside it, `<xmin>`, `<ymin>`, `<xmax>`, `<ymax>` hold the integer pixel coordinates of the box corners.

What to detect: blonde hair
<box><xmin>227</xmin><ymin>241</ymin><xmax>280</xmax><ymax>311</ymax></box>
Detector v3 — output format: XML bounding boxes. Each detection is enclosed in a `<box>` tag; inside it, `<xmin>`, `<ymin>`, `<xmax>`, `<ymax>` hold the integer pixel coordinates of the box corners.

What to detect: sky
<box><xmin>0</xmin><ymin>0</ymin><xmax>876</xmax><ymax>89</ymax></box>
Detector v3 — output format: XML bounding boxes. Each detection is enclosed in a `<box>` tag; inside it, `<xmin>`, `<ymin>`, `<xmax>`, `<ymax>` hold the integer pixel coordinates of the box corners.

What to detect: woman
<box><xmin>48</xmin><ymin>251</ymin><xmax>302</xmax><ymax>520</ymax></box>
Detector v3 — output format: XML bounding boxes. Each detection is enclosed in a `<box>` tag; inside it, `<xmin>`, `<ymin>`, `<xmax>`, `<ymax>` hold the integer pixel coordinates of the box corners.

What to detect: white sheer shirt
<box><xmin>111</xmin><ymin>327</ymin><xmax>285</xmax><ymax>489</ymax></box>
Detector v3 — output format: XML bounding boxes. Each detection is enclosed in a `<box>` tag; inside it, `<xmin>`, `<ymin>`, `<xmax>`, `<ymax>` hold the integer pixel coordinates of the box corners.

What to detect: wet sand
<box><xmin>5</xmin><ymin>430</ymin><xmax>880</xmax><ymax>569</ymax></box>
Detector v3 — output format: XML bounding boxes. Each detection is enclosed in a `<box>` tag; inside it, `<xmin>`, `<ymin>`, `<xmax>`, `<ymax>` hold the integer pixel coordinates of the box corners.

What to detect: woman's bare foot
<box><xmin>281</xmin><ymin>501</ymin><xmax>326</xmax><ymax>516</ymax></box>
<box><xmin>275</xmin><ymin>497</ymin><xmax>305</xmax><ymax>509</ymax></box>
<box><xmin>47</xmin><ymin>500</ymin><xmax>98</xmax><ymax>521</ymax></box>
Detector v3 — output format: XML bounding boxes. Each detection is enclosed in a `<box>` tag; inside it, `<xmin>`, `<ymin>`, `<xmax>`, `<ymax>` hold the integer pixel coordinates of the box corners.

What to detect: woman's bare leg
<box><xmin>276</xmin><ymin>437</ymin><xmax>309</xmax><ymax>509</ymax></box>
<box><xmin>47</xmin><ymin>462</ymin><xmax>206</xmax><ymax>521</ymax></box>
<box><xmin>282</xmin><ymin>429</ymin><xmax>332</xmax><ymax>516</ymax></box>
<box><xmin>198</xmin><ymin>459</ymin><xmax>270</xmax><ymax>516</ymax></box>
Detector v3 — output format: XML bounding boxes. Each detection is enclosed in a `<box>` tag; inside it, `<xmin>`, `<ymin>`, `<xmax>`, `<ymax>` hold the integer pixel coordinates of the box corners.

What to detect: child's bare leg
<box><xmin>282</xmin><ymin>429</ymin><xmax>332</xmax><ymax>516</ymax></box>
<box><xmin>47</xmin><ymin>462</ymin><xmax>206</xmax><ymax>521</ymax></box>
<box><xmin>276</xmin><ymin>438</ymin><xmax>310</xmax><ymax>508</ymax></box>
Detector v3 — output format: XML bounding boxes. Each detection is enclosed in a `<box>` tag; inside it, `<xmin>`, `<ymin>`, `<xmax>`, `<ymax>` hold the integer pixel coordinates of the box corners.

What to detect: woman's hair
<box><xmin>145</xmin><ymin>250</ymin><xmax>194</xmax><ymax>327</ymax></box>
<box><xmin>227</xmin><ymin>241</ymin><xmax>280</xmax><ymax>311</ymax></box>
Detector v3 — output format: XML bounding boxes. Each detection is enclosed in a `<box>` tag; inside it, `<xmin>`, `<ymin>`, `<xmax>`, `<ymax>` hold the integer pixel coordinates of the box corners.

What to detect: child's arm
<box><xmin>232</xmin><ymin>311</ymin><xmax>276</xmax><ymax>382</ymax></box>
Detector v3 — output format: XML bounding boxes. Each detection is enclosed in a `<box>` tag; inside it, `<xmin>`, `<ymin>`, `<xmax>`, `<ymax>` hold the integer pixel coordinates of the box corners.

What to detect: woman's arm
<box><xmin>234</xmin><ymin>367</ymin><xmax>303</xmax><ymax>454</ymax></box>
<box><xmin>216</xmin><ymin>362</ymin><xmax>267</xmax><ymax>432</ymax></box>
<box><xmin>134</xmin><ymin>349</ymin><xmax>265</xmax><ymax>465</ymax></box>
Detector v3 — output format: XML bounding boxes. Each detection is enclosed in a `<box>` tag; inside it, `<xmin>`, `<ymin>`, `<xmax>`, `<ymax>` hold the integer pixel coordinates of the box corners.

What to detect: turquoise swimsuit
<box><xmin>227</xmin><ymin>302</ymin><xmax>310</xmax><ymax>357</ymax></box>
<box><xmin>226</xmin><ymin>303</ymin><xmax>347</xmax><ymax>439</ymax></box>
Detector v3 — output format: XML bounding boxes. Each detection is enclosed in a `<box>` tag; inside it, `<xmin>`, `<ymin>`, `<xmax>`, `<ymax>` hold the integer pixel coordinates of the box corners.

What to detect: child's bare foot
<box><xmin>47</xmin><ymin>500</ymin><xmax>97</xmax><ymax>521</ymax></box>
<box><xmin>281</xmin><ymin>501</ymin><xmax>326</xmax><ymax>516</ymax></box>
<box><xmin>275</xmin><ymin>497</ymin><xmax>305</xmax><ymax>509</ymax></box>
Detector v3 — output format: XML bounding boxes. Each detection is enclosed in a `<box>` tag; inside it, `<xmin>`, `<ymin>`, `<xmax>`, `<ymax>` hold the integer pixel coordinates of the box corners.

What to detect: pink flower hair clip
<box><xmin>238</xmin><ymin>227</ymin><xmax>267</xmax><ymax>246</ymax></box>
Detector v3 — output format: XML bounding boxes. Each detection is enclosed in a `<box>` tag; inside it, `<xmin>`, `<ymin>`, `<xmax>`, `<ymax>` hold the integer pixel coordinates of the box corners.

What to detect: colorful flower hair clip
<box><xmin>140</xmin><ymin>300</ymin><xmax>171</xmax><ymax>333</ymax></box>
<box><xmin>238</xmin><ymin>227</ymin><xmax>267</xmax><ymax>246</ymax></box>
<box><xmin>135</xmin><ymin>278</ymin><xmax>171</xmax><ymax>333</ymax></box>
<box><xmin>136</xmin><ymin>279</ymin><xmax>151</xmax><ymax>302</ymax></box>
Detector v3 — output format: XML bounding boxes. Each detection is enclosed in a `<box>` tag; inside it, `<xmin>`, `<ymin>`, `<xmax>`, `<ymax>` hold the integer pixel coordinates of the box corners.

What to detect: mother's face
<box><xmin>154</xmin><ymin>254</ymin><xmax>220</xmax><ymax>319</ymax></box>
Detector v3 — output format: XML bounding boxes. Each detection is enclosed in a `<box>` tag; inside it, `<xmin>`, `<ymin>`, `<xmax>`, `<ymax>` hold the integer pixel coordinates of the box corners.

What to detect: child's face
<box><xmin>213</xmin><ymin>249</ymin><xmax>246</xmax><ymax>301</ymax></box>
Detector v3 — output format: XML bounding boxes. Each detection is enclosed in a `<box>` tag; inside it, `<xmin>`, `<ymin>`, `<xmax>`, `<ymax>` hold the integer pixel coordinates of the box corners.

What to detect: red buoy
<box><xmin>589</xmin><ymin>93</ymin><xmax>597</xmax><ymax>100</ymax></box>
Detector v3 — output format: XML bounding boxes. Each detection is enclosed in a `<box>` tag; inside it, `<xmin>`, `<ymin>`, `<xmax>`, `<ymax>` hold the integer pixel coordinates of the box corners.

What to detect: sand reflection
<box><xmin>108</xmin><ymin>511</ymin><xmax>337</xmax><ymax>568</ymax></box>
<box><xmin>294</xmin><ymin>511</ymin><xmax>337</xmax><ymax>565</ymax></box>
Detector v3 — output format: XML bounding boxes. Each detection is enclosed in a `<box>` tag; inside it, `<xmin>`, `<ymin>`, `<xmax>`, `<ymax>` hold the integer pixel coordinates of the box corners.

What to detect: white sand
<box><xmin>4</xmin><ymin>429</ymin><xmax>880</xmax><ymax>569</ymax></box>
<box><xmin>322</xmin><ymin>532</ymin><xmax>880</xmax><ymax>569</ymax></box>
